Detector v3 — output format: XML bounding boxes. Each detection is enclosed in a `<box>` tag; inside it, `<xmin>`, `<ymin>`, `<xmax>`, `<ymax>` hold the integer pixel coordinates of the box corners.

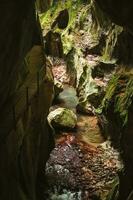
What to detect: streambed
<box><xmin>42</xmin><ymin>84</ymin><xmax>122</xmax><ymax>200</ymax></box>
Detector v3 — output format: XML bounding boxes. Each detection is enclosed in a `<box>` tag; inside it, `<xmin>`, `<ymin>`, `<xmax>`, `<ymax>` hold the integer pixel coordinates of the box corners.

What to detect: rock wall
<box><xmin>36</xmin><ymin>0</ymin><xmax>53</xmax><ymax>13</ymax></box>
<box><xmin>98</xmin><ymin>71</ymin><xmax>133</xmax><ymax>200</ymax></box>
<box><xmin>0</xmin><ymin>1</ymin><xmax>54</xmax><ymax>200</ymax></box>
<box><xmin>96</xmin><ymin>0</ymin><xmax>133</xmax><ymax>33</ymax></box>
<box><xmin>95</xmin><ymin>1</ymin><xmax>133</xmax><ymax>199</ymax></box>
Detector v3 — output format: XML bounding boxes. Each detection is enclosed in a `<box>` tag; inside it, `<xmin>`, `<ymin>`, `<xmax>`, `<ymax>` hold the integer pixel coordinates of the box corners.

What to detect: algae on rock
<box><xmin>47</xmin><ymin>107</ymin><xmax>77</xmax><ymax>130</ymax></box>
<box><xmin>39</xmin><ymin>0</ymin><xmax>125</xmax><ymax>115</ymax></box>
<box><xmin>99</xmin><ymin>71</ymin><xmax>133</xmax><ymax>140</ymax></box>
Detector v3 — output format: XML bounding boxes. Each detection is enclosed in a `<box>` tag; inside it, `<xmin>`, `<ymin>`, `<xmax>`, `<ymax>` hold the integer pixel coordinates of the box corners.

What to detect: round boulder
<box><xmin>47</xmin><ymin>108</ymin><xmax>77</xmax><ymax>130</ymax></box>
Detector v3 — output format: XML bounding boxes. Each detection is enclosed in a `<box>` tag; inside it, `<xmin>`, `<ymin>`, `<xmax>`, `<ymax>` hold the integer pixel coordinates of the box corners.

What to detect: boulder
<box><xmin>48</xmin><ymin>108</ymin><xmax>77</xmax><ymax>130</ymax></box>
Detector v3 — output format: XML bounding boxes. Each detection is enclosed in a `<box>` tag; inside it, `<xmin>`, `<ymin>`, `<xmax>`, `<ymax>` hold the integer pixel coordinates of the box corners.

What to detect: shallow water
<box><xmin>44</xmin><ymin>137</ymin><xmax>122</xmax><ymax>200</ymax></box>
<box><xmin>43</xmin><ymin>85</ymin><xmax>122</xmax><ymax>200</ymax></box>
<box><xmin>54</xmin><ymin>85</ymin><xmax>104</xmax><ymax>146</ymax></box>
<box><xmin>57</xmin><ymin>85</ymin><xmax>79</xmax><ymax>110</ymax></box>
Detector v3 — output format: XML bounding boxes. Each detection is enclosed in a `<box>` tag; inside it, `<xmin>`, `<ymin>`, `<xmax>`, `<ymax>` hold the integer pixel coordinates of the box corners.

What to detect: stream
<box><xmin>42</xmin><ymin>68</ymin><xmax>122</xmax><ymax>200</ymax></box>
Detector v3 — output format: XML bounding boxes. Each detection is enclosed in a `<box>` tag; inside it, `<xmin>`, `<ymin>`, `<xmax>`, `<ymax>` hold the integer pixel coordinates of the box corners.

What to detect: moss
<box><xmin>102</xmin><ymin>25</ymin><xmax>123</xmax><ymax>62</ymax></box>
<box><xmin>101</xmin><ymin>71</ymin><xmax>133</xmax><ymax>127</ymax></box>
<box><xmin>91</xmin><ymin>0</ymin><xmax>110</xmax><ymax>31</ymax></box>
<box><xmin>48</xmin><ymin>108</ymin><xmax>77</xmax><ymax>130</ymax></box>
<box><xmin>39</xmin><ymin>0</ymin><xmax>81</xmax><ymax>32</ymax></box>
<box><xmin>115</xmin><ymin>76</ymin><xmax>133</xmax><ymax>125</ymax></box>
<box><xmin>106</xmin><ymin>176</ymin><xmax>119</xmax><ymax>200</ymax></box>
<box><xmin>39</xmin><ymin>0</ymin><xmax>123</xmax><ymax>61</ymax></box>
<box><xmin>40</xmin><ymin>0</ymin><xmax>128</xmax><ymax>124</ymax></box>
<box><xmin>102</xmin><ymin>75</ymin><xmax>120</xmax><ymax>110</ymax></box>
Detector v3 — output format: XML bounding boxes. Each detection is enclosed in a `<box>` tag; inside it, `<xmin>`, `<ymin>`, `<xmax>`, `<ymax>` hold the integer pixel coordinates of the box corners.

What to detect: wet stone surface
<box><xmin>43</xmin><ymin>135</ymin><xmax>122</xmax><ymax>200</ymax></box>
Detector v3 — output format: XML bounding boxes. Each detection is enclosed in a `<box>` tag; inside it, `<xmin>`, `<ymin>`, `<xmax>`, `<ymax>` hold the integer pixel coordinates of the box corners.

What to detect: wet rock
<box><xmin>48</xmin><ymin>108</ymin><xmax>77</xmax><ymax>130</ymax></box>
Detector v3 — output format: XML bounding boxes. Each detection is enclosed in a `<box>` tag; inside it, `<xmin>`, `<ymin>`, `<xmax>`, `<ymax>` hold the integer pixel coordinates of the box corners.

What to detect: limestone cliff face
<box><xmin>0</xmin><ymin>1</ymin><xmax>54</xmax><ymax>200</ymax></box>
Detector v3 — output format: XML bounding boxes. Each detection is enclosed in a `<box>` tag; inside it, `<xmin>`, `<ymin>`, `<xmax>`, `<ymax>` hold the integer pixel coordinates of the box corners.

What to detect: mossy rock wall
<box><xmin>98</xmin><ymin>70</ymin><xmax>133</xmax><ymax>199</ymax></box>
<box><xmin>39</xmin><ymin>0</ymin><xmax>133</xmax><ymax>114</ymax></box>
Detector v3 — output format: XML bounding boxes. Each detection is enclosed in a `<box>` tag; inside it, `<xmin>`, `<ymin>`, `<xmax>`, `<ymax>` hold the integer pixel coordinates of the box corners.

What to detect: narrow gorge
<box><xmin>0</xmin><ymin>0</ymin><xmax>133</xmax><ymax>200</ymax></box>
